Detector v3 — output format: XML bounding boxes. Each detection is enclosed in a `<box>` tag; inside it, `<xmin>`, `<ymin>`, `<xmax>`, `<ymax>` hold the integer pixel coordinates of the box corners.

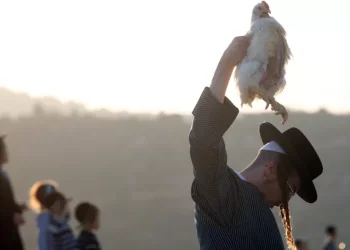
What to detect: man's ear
<box><xmin>263</xmin><ymin>160</ymin><xmax>278</xmax><ymax>181</ymax></box>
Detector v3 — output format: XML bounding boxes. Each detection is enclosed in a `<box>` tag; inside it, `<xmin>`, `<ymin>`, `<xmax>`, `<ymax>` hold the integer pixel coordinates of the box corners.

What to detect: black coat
<box><xmin>0</xmin><ymin>168</ymin><xmax>24</xmax><ymax>250</ymax></box>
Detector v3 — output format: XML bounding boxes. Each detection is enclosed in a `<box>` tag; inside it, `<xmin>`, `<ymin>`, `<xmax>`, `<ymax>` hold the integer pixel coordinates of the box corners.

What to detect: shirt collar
<box><xmin>235</xmin><ymin>171</ymin><xmax>246</xmax><ymax>181</ymax></box>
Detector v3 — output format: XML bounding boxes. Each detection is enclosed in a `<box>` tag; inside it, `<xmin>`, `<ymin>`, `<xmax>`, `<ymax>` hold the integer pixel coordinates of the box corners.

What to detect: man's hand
<box><xmin>18</xmin><ymin>202</ymin><xmax>28</xmax><ymax>212</ymax></box>
<box><xmin>13</xmin><ymin>213</ymin><xmax>25</xmax><ymax>226</ymax></box>
<box><xmin>224</xmin><ymin>36</ymin><xmax>250</xmax><ymax>66</ymax></box>
<box><xmin>210</xmin><ymin>36</ymin><xmax>250</xmax><ymax>103</ymax></box>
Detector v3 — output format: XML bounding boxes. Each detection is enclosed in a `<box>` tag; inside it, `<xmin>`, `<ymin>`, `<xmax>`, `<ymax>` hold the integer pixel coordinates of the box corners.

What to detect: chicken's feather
<box><xmin>234</xmin><ymin>17</ymin><xmax>291</xmax><ymax>105</ymax></box>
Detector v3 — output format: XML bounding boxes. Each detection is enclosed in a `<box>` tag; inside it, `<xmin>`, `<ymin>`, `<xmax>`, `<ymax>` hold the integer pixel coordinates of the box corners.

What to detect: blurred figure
<box><xmin>30</xmin><ymin>185</ymin><xmax>75</xmax><ymax>250</ymax></box>
<box><xmin>0</xmin><ymin>135</ymin><xmax>26</xmax><ymax>250</ymax></box>
<box><xmin>75</xmin><ymin>202</ymin><xmax>101</xmax><ymax>250</ymax></box>
<box><xmin>28</xmin><ymin>180</ymin><xmax>59</xmax><ymax>250</ymax></box>
<box><xmin>323</xmin><ymin>225</ymin><xmax>337</xmax><ymax>250</ymax></box>
<box><xmin>46</xmin><ymin>191</ymin><xmax>75</xmax><ymax>250</ymax></box>
<box><xmin>295</xmin><ymin>239</ymin><xmax>308</xmax><ymax>250</ymax></box>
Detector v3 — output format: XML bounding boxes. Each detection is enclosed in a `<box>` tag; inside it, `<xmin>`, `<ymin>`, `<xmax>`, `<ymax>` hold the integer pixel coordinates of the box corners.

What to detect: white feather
<box><xmin>234</xmin><ymin>16</ymin><xmax>291</xmax><ymax>107</ymax></box>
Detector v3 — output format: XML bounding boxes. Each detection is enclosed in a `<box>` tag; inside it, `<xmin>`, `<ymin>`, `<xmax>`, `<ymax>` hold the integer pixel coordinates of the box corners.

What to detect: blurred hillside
<box><xmin>1</xmin><ymin>87</ymin><xmax>349</xmax><ymax>249</ymax></box>
<box><xmin>0</xmin><ymin>87</ymin><xmax>137</xmax><ymax>119</ymax></box>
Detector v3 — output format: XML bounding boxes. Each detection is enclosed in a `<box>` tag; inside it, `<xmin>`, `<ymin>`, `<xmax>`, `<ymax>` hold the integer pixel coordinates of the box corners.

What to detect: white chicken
<box><xmin>234</xmin><ymin>1</ymin><xmax>292</xmax><ymax>124</ymax></box>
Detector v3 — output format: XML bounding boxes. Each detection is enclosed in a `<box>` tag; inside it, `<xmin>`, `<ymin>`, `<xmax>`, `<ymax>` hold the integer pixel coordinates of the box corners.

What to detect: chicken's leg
<box><xmin>250</xmin><ymin>87</ymin><xmax>288</xmax><ymax>124</ymax></box>
<box><xmin>268</xmin><ymin>97</ymin><xmax>288</xmax><ymax>125</ymax></box>
<box><xmin>261</xmin><ymin>96</ymin><xmax>271</xmax><ymax>110</ymax></box>
<box><xmin>251</xmin><ymin>87</ymin><xmax>274</xmax><ymax>110</ymax></box>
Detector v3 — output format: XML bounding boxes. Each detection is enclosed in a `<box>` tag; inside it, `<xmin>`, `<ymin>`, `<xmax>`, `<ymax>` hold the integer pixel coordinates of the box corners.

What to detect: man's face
<box><xmin>1</xmin><ymin>143</ymin><xmax>8</xmax><ymax>164</ymax></box>
<box><xmin>262</xmin><ymin>160</ymin><xmax>301</xmax><ymax>207</ymax></box>
<box><xmin>2</xmin><ymin>148</ymin><xmax>8</xmax><ymax>164</ymax></box>
<box><xmin>91</xmin><ymin>212</ymin><xmax>100</xmax><ymax>230</ymax></box>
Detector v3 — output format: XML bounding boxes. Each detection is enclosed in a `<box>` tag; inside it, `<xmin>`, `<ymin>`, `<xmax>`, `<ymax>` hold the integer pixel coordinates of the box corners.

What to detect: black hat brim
<box><xmin>259</xmin><ymin>122</ymin><xmax>317</xmax><ymax>203</ymax></box>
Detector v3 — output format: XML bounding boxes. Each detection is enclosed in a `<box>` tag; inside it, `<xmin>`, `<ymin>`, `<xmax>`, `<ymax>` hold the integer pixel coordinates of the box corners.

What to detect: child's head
<box><xmin>29</xmin><ymin>180</ymin><xmax>58</xmax><ymax>212</ymax></box>
<box><xmin>325</xmin><ymin>225</ymin><xmax>337</xmax><ymax>239</ymax></box>
<box><xmin>75</xmin><ymin>202</ymin><xmax>100</xmax><ymax>231</ymax></box>
<box><xmin>45</xmin><ymin>191</ymin><xmax>70</xmax><ymax>217</ymax></box>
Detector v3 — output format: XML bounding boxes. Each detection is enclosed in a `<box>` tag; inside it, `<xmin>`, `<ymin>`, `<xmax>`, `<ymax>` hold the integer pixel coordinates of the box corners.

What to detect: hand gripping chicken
<box><xmin>234</xmin><ymin>1</ymin><xmax>292</xmax><ymax>124</ymax></box>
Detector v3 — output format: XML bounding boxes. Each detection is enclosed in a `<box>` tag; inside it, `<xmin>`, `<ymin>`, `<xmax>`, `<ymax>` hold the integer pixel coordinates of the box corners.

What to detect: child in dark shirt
<box><xmin>75</xmin><ymin>202</ymin><xmax>101</xmax><ymax>250</ymax></box>
<box><xmin>46</xmin><ymin>191</ymin><xmax>75</xmax><ymax>250</ymax></box>
<box><xmin>29</xmin><ymin>180</ymin><xmax>75</xmax><ymax>250</ymax></box>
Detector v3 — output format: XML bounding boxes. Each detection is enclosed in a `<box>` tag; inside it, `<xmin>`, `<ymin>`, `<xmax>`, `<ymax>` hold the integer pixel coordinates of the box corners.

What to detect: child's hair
<box><xmin>75</xmin><ymin>202</ymin><xmax>99</xmax><ymax>225</ymax></box>
<box><xmin>45</xmin><ymin>191</ymin><xmax>69</xmax><ymax>211</ymax></box>
<box><xmin>29</xmin><ymin>180</ymin><xmax>59</xmax><ymax>212</ymax></box>
<box><xmin>325</xmin><ymin>225</ymin><xmax>336</xmax><ymax>236</ymax></box>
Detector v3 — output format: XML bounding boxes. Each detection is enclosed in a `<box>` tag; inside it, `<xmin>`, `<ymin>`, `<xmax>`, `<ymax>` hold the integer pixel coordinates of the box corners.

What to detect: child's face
<box><xmin>62</xmin><ymin>203</ymin><xmax>70</xmax><ymax>216</ymax></box>
<box><xmin>91</xmin><ymin>212</ymin><xmax>100</xmax><ymax>230</ymax></box>
<box><xmin>51</xmin><ymin>200</ymin><xmax>69</xmax><ymax>217</ymax></box>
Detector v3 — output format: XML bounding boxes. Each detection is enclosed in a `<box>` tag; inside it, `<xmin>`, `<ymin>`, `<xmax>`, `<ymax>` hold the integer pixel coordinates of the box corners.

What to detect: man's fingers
<box><xmin>234</xmin><ymin>35</ymin><xmax>250</xmax><ymax>41</ymax></box>
<box><xmin>224</xmin><ymin>35</ymin><xmax>251</xmax><ymax>65</ymax></box>
<box><xmin>229</xmin><ymin>36</ymin><xmax>249</xmax><ymax>49</ymax></box>
<box><xmin>234</xmin><ymin>36</ymin><xmax>251</xmax><ymax>45</ymax></box>
<box><xmin>233</xmin><ymin>36</ymin><xmax>247</xmax><ymax>42</ymax></box>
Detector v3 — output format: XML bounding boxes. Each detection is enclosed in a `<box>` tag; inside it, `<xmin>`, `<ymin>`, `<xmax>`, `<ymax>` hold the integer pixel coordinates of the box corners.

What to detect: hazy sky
<box><xmin>0</xmin><ymin>0</ymin><xmax>349</xmax><ymax>114</ymax></box>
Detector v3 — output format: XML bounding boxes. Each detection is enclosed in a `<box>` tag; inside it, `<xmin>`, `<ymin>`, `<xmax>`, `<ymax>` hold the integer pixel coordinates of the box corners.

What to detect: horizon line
<box><xmin>2</xmin><ymin>86</ymin><xmax>350</xmax><ymax>116</ymax></box>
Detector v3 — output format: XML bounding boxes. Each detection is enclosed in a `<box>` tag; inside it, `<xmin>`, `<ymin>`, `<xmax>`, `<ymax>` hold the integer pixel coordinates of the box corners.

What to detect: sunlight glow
<box><xmin>339</xmin><ymin>242</ymin><xmax>346</xmax><ymax>250</ymax></box>
<box><xmin>0</xmin><ymin>0</ymin><xmax>349</xmax><ymax>114</ymax></box>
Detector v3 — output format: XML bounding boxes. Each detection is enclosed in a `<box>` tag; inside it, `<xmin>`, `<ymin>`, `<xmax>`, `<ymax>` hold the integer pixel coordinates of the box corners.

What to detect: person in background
<box><xmin>30</xmin><ymin>185</ymin><xmax>75</xmax><ymax>250</ymax></box>
<box><xmin>0</xmin><ymin>135</ymin><xmax>27</xmax><ymax>250</ymax></box>
<box><xmin>295</xmin><ymin>239</ymin><xmax>308</xmax><ymax>250</ymax></box>
<box><xmin>47</xmin><ymin>191</ymin><xmax>75</xmax><ymax>250</ymax></box>
<box><xmin>75</xmin><ymin>202</ymin><xmax>101</xmax><ymax>250</ymax></box>
<box><xmin>323</xmin><ymin>225</ymin><xmax>337</xmax><ymax>250</ymax></box>
<box><xmin>28</xmin><ymin>180</ymin><xmax>59</xmax><ymax>250</ymax></box>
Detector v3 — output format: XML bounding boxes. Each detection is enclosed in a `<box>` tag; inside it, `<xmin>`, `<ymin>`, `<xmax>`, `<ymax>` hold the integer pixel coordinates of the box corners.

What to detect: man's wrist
<box><xmin>222</xmin><ymin>49</ymin><xmax>239</xmax><ymax>68</ymax></box>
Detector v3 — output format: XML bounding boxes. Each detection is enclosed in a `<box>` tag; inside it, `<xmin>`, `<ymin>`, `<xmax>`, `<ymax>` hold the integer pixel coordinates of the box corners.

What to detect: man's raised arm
<box><xmin>189</xmin><ymin>36</ymin><xmax>249</xmax><ymax>186</ymax></box>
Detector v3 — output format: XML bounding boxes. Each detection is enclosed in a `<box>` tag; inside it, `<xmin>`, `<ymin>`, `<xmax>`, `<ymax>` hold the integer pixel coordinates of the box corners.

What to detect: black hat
<box><xmin>259</xmin><ymin>122</ymin><xmax>323</xmax><ymax>203</ymax></box>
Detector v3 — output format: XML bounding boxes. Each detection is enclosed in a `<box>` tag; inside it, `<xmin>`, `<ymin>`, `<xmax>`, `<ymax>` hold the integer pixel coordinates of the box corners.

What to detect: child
<box><xmin>29</xmin><ymin>180</ymin><xmax>58</xmax><ymax>250</ymax></box>
<box><xmin>29</xmin><ymin>180</ymin><xmax>75</xmax><ymax>250</ymax></box>
<box><xmin>45</xmin><ymin>191</ymin><xmax>75</xmax><ymax>250</ymax></box>
<box><xmin>75</xmin><ymin>202</ymin><xmax>101</xmax><ymax>250</ymax></box>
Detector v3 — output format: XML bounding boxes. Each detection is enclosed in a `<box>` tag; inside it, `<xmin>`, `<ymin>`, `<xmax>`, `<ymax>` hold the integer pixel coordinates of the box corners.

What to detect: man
<box><xmin>323</xmin><ymin>225</ymin><xmax>337</xmax><ymax>250</ymax></box>
<box><xmin>295</xmin><ymin>239</ymin><xmax>309</xmax><ymax>250</ymax></box>
<box><xmin>0</xmin><ymin>136</ymin><xmax>26</xmax><ymax>250</ymax></box>
<box><xmin>188</xmin><ymin>36</ymin><xmax>324</xmax><ymax>250</ymax></box>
